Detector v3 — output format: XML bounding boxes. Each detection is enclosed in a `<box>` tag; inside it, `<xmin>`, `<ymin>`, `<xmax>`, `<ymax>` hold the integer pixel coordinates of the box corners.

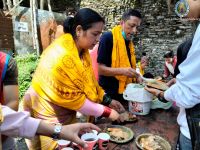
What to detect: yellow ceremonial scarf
<box><xmin>111</xmin><ymin>25</ymin><xmax>136</xmax><ymax>94</ymax></box>
<box><xmin>32</xmin><ymin>34</ymin><xmax>104</xmax><ymax>110</ymax></box>
<box><xmin>138</xmin><ymin>62</ymin><xmax>144</xmax><ymax>75</ymax></box>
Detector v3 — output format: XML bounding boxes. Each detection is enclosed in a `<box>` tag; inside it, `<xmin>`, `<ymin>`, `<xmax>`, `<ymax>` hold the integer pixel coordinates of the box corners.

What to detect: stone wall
<box><xmin>136</xmin><ymin>0</ymin><xmax>195</xmax><ymax>76</ymax></box>
<box><xmin>81</xmin><ymin>0</ymin><xmax>140</xmax><ymax>30</ymax></box>
<box><xmin>11</xmin><ymin>1</ymin><xmax>197</xmax><ymax>75</ymax></box>
<box><xmin>81</xmin><ymin>0</ymin><xmax>196</xmax><ymax>76</ymax></box>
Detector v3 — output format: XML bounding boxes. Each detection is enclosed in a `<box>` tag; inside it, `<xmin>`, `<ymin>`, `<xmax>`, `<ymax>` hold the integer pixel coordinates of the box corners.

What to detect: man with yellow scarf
<box><xmin>98</xmin><ymin>9</ymin><xmax>142</xmax><ymax>102</ymax></box>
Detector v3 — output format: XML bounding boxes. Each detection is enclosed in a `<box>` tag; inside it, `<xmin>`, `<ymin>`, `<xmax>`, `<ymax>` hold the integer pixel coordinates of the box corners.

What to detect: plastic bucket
<box><xmin>128</xmin><ymin>101</ymin><xmax>151</xmax><ymax>115</ymax></box>
<box><xmin>123</xmin><ymin>83</ymin><xmax>153</xmax><ymax>115</ymax></box>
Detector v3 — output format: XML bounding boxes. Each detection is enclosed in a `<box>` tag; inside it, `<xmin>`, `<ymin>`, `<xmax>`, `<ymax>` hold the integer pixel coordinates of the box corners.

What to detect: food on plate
<box><xmin>112</xmin><ymin>112</ymin><xmax>137</xmax><ymax>125</ymax></box>
<box><xmin>107</xmin><ymin>128</ymin><xmax>129</xmax><ymax>141</ymax></box>
<box><xmin>107</xmin><ymin>126</ymin><xmax>134</xmax><ymax>143</ymax></box>
<box><xmin>154</xmin><ymin>76</ymin><xmax>162</xmax><ymax>81</ymax></box>
<box><xmin>140</xmin><ymin>135</ymin><xmax>162</xmax><ymax>150</ymax></box>
<box><xmin>146</xmin><ymin>80</ymin><xmax>169</xmax><ymax>91</ymax></box>
<box><xmin>120</xmin><ymin>111</ymin><xmax>137</xmax><ymax>121</ymax></box>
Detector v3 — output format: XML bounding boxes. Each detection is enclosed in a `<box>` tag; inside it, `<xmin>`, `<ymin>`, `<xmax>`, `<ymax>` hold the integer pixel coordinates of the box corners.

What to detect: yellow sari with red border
<box><xmin>22</xmin><ymin>34</ymin><xmax>104</xmax><ymax>150</ymax></box>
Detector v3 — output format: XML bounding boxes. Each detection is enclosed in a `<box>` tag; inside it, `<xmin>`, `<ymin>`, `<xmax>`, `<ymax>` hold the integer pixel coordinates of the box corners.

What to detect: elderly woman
<box><xmin>22</xmin><ymin>8</ymin><xmax>124</xmax><ymax>150</ymax></box>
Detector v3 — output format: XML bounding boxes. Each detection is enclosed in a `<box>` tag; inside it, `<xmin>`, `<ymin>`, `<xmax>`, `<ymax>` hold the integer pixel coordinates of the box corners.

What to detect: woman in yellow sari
<box><xmin>22</xmin><ymin>8</ymin><xmax>124</xmax><ymax>150</ymax></box>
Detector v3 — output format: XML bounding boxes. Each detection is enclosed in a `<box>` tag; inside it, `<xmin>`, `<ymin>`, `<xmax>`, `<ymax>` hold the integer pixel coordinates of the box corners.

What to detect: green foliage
<box><xmin>15</xmin><ymin>54</ymin><xmax>39</xmax><ymax>100</ymax></box>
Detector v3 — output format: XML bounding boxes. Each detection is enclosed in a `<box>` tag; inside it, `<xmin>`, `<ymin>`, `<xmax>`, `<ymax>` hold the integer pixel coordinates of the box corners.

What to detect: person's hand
<box><xmin>166</xmin><ymin>78</ymin><xmax>176</xmax><ymax>87</ymax></box>
<box><xmin>122</xmin><ymin>68</ymin><xmax>139</xmax><ymax>78</ymax></box>
<box><xmin>117</xmin><ymin>113</ymin><xmax>126</xmax><ymax>122</ymax></box>
<box><xmin>109</xmin><ymin>100</ymin><xmax>125</xmax><ymax>113</ymax></box>
<box><xmin>144</xmin><ymin>86</ymin><xmax>162</xmax><ymax>96</ymax></box>
<box><xmin>136</xmin><ymin>75</ymin><xmax>143</xmax><ymax>83</ymax></box>
<box><xmin>60</xmin><ymin>123</ymin><xmax>101</xmax><ymax>148</ymax></box>
<box><xmin>109</xmin><ymin>109</ymin><xmax>120</xmax><ymax>121</ymax></box>
<box><xmin>115</xmin><ymin>112</ymin><xmax>137</xmax><ymax>123</ymax></box>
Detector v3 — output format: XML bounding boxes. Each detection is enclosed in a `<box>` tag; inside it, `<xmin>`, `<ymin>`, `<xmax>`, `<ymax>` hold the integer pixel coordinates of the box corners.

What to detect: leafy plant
<box><xmin>15</xmin><ymin>54</ymin><xmax>39</xmax><ymax>100</ymax></box>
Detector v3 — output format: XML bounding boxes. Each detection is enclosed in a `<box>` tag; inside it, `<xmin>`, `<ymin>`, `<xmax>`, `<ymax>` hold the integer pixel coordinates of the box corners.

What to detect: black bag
<box><xmin>186</xmin><ymin>103</ymin><xmax>200</xmax><ymax>150</ymax></box>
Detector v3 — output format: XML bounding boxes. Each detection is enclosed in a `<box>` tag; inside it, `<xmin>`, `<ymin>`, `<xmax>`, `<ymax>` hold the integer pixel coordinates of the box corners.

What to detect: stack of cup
<box><xmin>80</xmin><ymin>132</ymin><xmax>110</xmax><ymax>150</ymax></box>
<box><xmin>58</xmin><ymin>131</ymin><xmax>110</xmax><ymax>150</ymax></box>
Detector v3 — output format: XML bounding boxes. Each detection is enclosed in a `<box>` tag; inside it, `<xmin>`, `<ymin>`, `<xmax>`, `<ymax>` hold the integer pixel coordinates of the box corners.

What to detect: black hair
<box><xmin>164</xmin><ymin>50</ymin><xmax>174</xmax><ymax>58</ymax></box>
<box><xmin>142</xmin><ymin>52</ymin><xmax>146</xmax><ymax>56</ymax></box>
<box><xmin>63</xmin><ymin>8</ymin><xmax>105</xmax><ymax>37</ymax></box>
<box><xmin>174</xmin><ymin>38</ymin><xmax>193</xmax><ymax>77</ymax></box>
<box><xmin>63</xmin><ymin>17</ymin><xmax>74</xmax><ymax>33</ymax></box>
<box><xmin>122</xmin><ymin>9</ymin><xmax>142</xmax><ymax>21</ymax></box>
<box><xmin>143</xmin><ymin>73</ymin><xmax>154</xmax><ymax>78</ymax></box>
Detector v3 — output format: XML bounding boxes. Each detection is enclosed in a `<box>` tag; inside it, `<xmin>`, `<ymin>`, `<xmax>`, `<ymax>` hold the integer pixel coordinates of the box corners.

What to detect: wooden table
<box><xmin>96</xmin><ymin>106</ymin><xmax>179</xmax><ymax>150</ymax></box>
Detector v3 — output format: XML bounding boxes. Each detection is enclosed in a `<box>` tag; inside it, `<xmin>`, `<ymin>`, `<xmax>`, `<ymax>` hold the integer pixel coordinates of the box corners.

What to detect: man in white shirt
<box><xmin>145</xmin><ymin>0</ymin><xmax>200</xmax><ymax>150</ymax></box>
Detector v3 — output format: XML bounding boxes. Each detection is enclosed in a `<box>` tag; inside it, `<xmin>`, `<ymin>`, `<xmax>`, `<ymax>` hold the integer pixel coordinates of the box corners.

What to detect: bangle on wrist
<box><xmin>102</xmin><ymin>94</ymin><xmax>112</xmax><ymax>106</ymax></box>
<box><xmin>101</xmin><ymin>106</ymin><xmax>112</xmax><ymax>118</ymax></box>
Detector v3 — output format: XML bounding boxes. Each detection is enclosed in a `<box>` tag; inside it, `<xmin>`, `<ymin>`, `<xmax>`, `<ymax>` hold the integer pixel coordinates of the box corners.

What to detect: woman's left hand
<box><xmin>144</xmin><ymin>86</ymin><xmax>161</xmax><ymax>96</ymax></box>
<box><xmin>109</xmin><ymin>100</ymin><xmax>125</xmax><ymax>113</ymax></box>
<box><xmin>60</xmin><ymin>123</ymin><xmax>101</xmax><ymax>148</ymax></box>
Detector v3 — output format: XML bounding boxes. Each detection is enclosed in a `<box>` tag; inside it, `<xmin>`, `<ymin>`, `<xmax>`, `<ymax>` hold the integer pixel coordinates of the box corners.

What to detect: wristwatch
<box><xmin>52</xmin><ymin>123</ymin><xmax>62</xmax><ymax>140</ymax></box>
